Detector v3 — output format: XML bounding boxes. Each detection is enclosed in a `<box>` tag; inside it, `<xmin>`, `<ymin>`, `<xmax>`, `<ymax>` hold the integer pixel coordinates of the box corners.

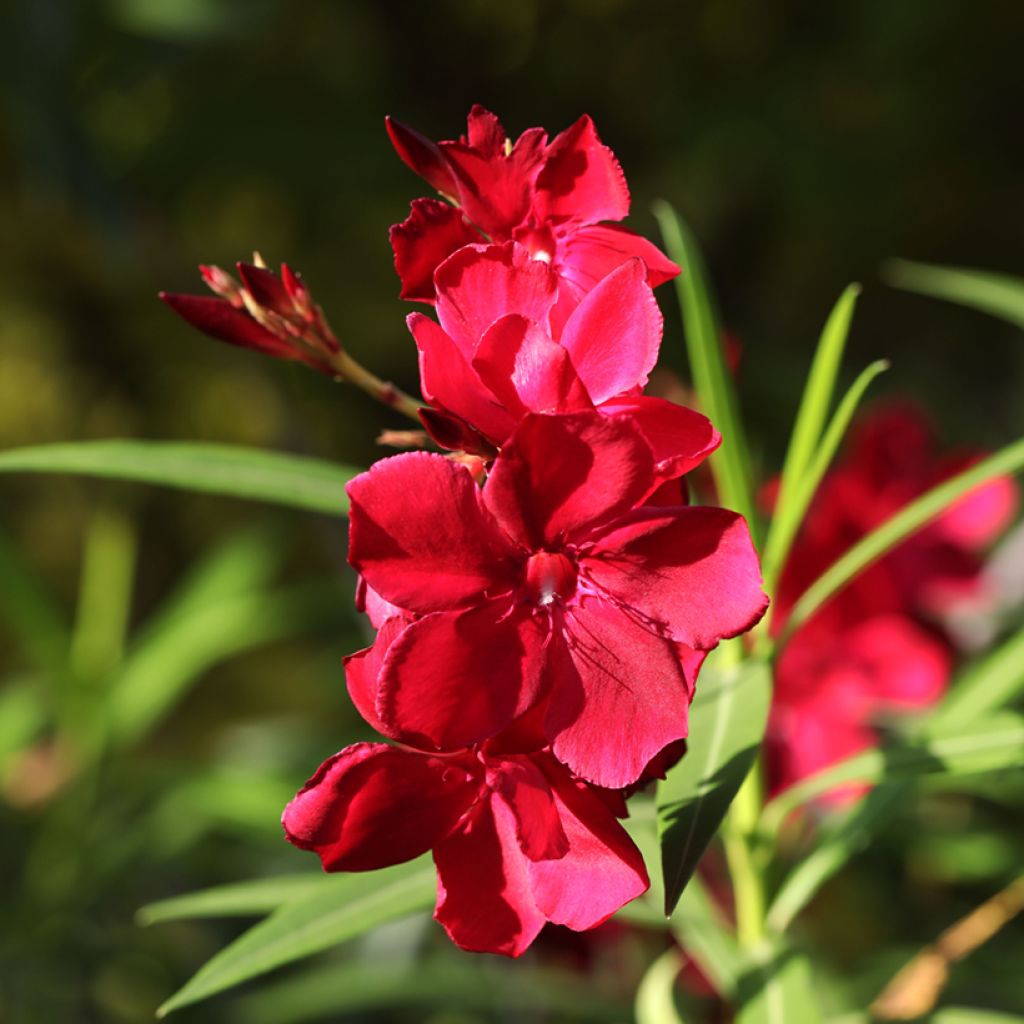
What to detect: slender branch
<box><xmin>325</xmin><ymin>348</ymin><xmax>424</xmax><ymax>423</ymax></box>
<box><xmin>723</xmin><ymin>759</ymin><xmax>767</xmax><ymax>947</ymax></box>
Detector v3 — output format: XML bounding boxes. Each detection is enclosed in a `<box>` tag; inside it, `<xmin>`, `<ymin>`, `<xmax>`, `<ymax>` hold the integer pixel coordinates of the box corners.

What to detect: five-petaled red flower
<box><xmin>387</xmin><ymin>105</ymin><xmax>679</xmax><ymax>305</ymax></box>
<box><xmin>346</xmin><ymin>410</ymin><xmax>768</xmax><ymax>789</ymax></box>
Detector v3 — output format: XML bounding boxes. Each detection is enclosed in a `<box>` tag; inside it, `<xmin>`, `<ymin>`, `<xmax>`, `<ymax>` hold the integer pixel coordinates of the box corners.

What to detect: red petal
<box><xmin>385</xmin><ymin>115</ymin><xmax>458</xmax><ymax>196</ymax></box>
<box><xmin>465</xmin><ymin>104</ymin><xmax>506</xmax><ymax>156</ymax></box>
<box><xmin>347</xmin><ymin>452</ymin><xmax>517</xmax><ymax>614</ymax></box>
<box><xmin>544</xmin><ymin>598</ymin><xmax>694</xmax><ymax>788</ymax></box>
<box><xmin>408</xmin><ymin>312</ymin><xmax>515</xmax><ymax>445</ymax></box>
<box><xmin>389</xmin><ymin>199</ymin><xmax>481</xmax><ymax>303</ymax></box>
<box><xmin>488</xmin><ymin>754</ymin><xmax>568</xmax><ymax>861</ymax></box>
<box><xmin>528</xmin><ymin>755</ymin><xmax>649</xmax><ymax>927</ymax></box>
<box><xmin>559</xmin><ymin>223</ymin><xmax>680</xmax><ymax>292</ymax></box>
<box><xmin>558</xmin><ymin>259</ymin><xmax>662</xmax><ymax>404</ymax></box>
<box><xmin>344</xmin><ymin>617</ymin><xmax>408</xmax><ymax>737</ymax></box>
<box><xmin>433</xmin><ymin>243</ymin><xmax>559</xmax><ymax>358</ymax></box>
<box><xmin>484</xmin><ymin>411</ymin><xmax>655</xmax><ymax>549</ymax></box>
<box><xmin>282</xmin><ymin>743</ymin><xmax>479</xmax><ymax>871</ymax></box>
<box><xmin>434</xmin><ymin>795</ymin><xmax>546</xmax><ymax>957</ymax></box>
<box><xmin>440</xmin><ymin>126</ymin><xmax>547</xmax><ymax>240</ymax></box>
<box><xmin>598</xmin><ymin>396</ymin><xmax>720</xmax><ymax>480</ymax></box>
<box><xmin>533</xmin><ymin>115</ymin><xmax>630</xmax><ymax>226</ymax></box>
<box><xmin>237</xmin><ymin>262</ymin><xmax>291</xmax><ymax>315</ymax></box>
<box><xmin>378</xmin><ymin>603</ymin><xmax>547</xmax><ymax>752</ymax></box>
<box><xmin>160</xmin><ymin>293</ymin><xmax>294</xmax><ymax>359</ymax></box>
<box><xmin>585</xmin><ymin>506</ymin><xmax>768</xmax><ymax>649</ymax></box>
<box><xmin>472</xmin><ymin>314</ymin><xmax>593</xmax><ymax>419</ymax></box>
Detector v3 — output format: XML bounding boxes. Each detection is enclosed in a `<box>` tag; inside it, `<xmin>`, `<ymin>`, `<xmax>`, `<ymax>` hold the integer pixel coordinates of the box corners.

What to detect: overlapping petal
<box><xmin>282</xmin><ymin>743</ymin><xmax>478</xmax><ymax>872</ymax></box>
<box><xmin>484</xmin><ymin>412</ymin><xmax>655</xmax><ymax>549</ymax></box>
<box><xmin>390</xmin><ymin>199</ymin><xmax>481</xmax><ymax>303</ymax></box>
<box><xmin>585</xmin><ymin>505</ymin><xmax>768</xmax><ymax>650</ymax></box>
<box><xmin>348</xmin><ymin>452</ymin><xmax>519</xmax><ymax>613</ymax></box>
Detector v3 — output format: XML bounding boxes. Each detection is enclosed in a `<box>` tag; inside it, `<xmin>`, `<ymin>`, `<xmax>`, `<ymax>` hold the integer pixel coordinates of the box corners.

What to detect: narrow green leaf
<box><xmin>736</xmin><ymin>940</ymin><xmax>823</xmax><ymax>1024</ymax></box>
<box><xmin>69</xmin><ymin>507</ymin><xmax>136</xmax><ymax>684</ymax></box>
<box><xmin>635</xmin><ymin>948</ymin><xmax>687</xmax><ymax>1024</ymax></box>
<box><xmin>107</xmin><ymin>582</ymin><xmax>340</xmax><ymax>746</ymax></box>
<box><xmin>0</xmin><ymin>678</ymin><xmax>49</xmax><ymax>768</ymax></box>
<box><xmin>766</xmin><ymin>784</ymin><xmax>907</xmax><ymax>934</ymax></box>
<box><xmin>139</xmin><ymin>874</ymin><xmax>330</xmax><ymax>925</ymax></box>
<box><xmin>762</xmin><ymin>360</ymin><xmax>888</xmax><ymax>600</ymax></box>
<box><xmin>0</xmin><ymin>440</ymin><xmax>358</xmax><ymax>516</ymax></box>
<box><xmin>885</xmin><ymin>259</ymin><xmax>1024</xmax><ymax>329</ymax></box>
<box><xmin>654</xmin><ymin>201</ymin><xmax>758</xmax><ymax>537</ymax></box>
<box><xmin>760</xmin><ymin>712</ymin><xmax>1024</xmax><ymax>838</ymax></box>
<box><xmin>233</xmin><ymin>961</ymin><xmax>628</xmax><ymax>1024</ymax></box>
<box><xmin>670</xmin><ymin>874</ymin><xmax>743</xmax><ymax>999</ymax></box>
<box><xmin>780</xmin><ymin>436</ymin><xmax>1024</xmax><ymax>644</ymax></box>
<box><xmin>658</xmin><ymin>649</ymin><xmax>772</xmax><ymax>914</ymax></box>
<box><xmin>762</xmin><ymin>286</ymin><xmax>860</xmax><ymax>590</ymax></box>
<box><xmin>0</xmin><ymin>527</ymin><xmax>69</xmax><ymax>674</ymax></box>
<box><xmin>157</xmin><ymin>859</ymin><xmax>436</xmax><ymax>1015</ymax></box>
<box><xmin>928</xmin><ymin>621</ymin><xmax>1024</xmax><ymax>731</ymax></box>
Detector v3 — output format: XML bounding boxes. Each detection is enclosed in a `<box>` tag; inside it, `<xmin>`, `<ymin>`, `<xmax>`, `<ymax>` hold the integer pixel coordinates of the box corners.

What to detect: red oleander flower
<box><xmin>281</xmin><ymin>735</ymin><xmax>649</xmax><ymax>957</ymax></box>
<box><xmin>160</xmin><ymin>260</ymin><xmax>338</xmax><ymax>371</ymax></box>
<box><xmin>409</xmin><ymin>241</ymin><xmax>719</xmax><ymax>473</ymax></box>
<box><xmin>387</xmin><ymin>105</ymin><xmax>679</xmax><ymax>304</ymax></box>
<box><xmin>345</xmin><ymin>410</ymin><xmax>767</xmax><ymax>789</ymax></box>
<box><xmin>766</xmin><ymin>404</ymin><xmax>1018</xmax><ymax>800</ymax></box>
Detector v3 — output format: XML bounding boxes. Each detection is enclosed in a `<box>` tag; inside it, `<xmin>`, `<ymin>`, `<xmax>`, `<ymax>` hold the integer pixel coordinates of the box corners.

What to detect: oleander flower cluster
<box><xmin>177</xmin><ymin>107</ymin><xmax>769</xmax><ymax>956</ymax></box>
<box><xmin>766</xmin><ymin>404</ymin><xmax>1018</xmax><ymax>801</ymax></box>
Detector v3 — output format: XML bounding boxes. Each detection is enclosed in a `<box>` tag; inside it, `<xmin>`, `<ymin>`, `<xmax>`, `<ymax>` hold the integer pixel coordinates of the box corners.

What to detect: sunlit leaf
<box><xmin>762</xmin><ymin>285</ymin><xmax>860</xmax><ymax>592</ymax></box>
<box><xmin>635</xmin><ymin>948</ymin><xmax>687</xmax><ymax>1024</ymax></box>
<box><xmin>885</xmin><ymin>259</ymin><xmax>1024</xmax><ymax>329</ymax></box>
<box><xmin>736</xmin><ymin>940</ymin><xmax>823</xmax><ymax>1024</ymax></box>
<box><xmin>653</xmin><ymin>201</ymin><xmax>759</xmax><ymax>538</ymax></box>
<box><xmin>762</xmin><ymin>358</ymin><xmax>888</xmax><ymax>604</ymax></box>
<box><xmin>760</xmin><ymin>712</ymin><xmax>1024</xmax><ymax>838</ymax></box>
<box><xmin>138</xmin><ymin>874</ymin><xmax>330</xmax><ymax>926</ymax></box>
<box><xmin>658</xmin><ymin>649</ymin><xmax>772</xmax><ymax>914</ymax></box>
<box><xmin>779</xmin><ymin>436</ymin><xmax>1024</xmax><ymax>643</ymax></box>
<box><xmin>157</xmin><ymin>859</ymin><xmax>436</xmax><ymax>1015</ymax></box>
<box><xmin>0</xmin><ymin>440</ymin><xmax>358</xmax><ymax>516</ymax></box>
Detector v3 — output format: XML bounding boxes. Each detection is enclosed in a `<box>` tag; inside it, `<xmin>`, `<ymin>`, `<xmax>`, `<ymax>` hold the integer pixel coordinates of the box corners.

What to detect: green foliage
<box><xmin>885</xmin><ymin>259</ymin><xmax>1024</xmax><ymax>329</ymax></box>
<box><xmin>654</xmin><ymin>202</ymin><xmax>759</xmax><ymax>538</ymax></box>
<box><xmin>657</xmin><ymin>647</ymin><xmax>772</xmax><ymax>915</ymax></box>
<box><xmin>735</xmin><ymin>940</ymin><xmax>823</xmax><ymax>1024</ymax></box>
<box><xmin>0</xmin><ymin>441</ymin><xmax>359</xmax><ymax>516</ymax></box>
<box><xmin>780</xmin><ymin>435</ymin><xmax>1024</xmax><ymax>642</ymax></box>
<box><xmin>156</xmin><ymin>859</ymin><xmax>437</xmax><ymax>1015</ymax></box>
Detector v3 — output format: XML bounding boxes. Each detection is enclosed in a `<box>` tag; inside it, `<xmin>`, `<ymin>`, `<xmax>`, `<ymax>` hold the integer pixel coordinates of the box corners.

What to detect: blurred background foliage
<box><xmin>1</xmin><ymin>1</ymin><xmax>1023</xmax><ymax>1021</ymax></box>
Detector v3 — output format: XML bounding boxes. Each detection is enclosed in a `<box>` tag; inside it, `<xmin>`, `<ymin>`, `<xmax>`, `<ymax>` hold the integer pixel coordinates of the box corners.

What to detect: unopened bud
<box><xmin>199</xmin><ymin>264</ymin><xmax>244</xmax><ymax>306</ymax></box>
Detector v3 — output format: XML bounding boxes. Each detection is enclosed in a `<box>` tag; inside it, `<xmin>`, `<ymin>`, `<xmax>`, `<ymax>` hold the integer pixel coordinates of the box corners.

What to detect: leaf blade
<box><xmin>658</xmin><ymin>650</ymin><xmax>772</xmax><ymax>914</ymax></box>
<box><xmin>157</xmin><ymin>859</ymin><xmax>437</xmax><ymax>1015</ymax></box>
<box><xmin>0</xmin><ymin>440</ymin><xmax>358</xmax><ymax>516</ymax></box>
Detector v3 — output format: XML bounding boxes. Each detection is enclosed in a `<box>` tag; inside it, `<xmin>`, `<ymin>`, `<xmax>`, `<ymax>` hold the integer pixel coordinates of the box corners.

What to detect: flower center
<box><xmin>525</xmin><ymin>551</ymin><xmax>577</xmax><ymax>606</ymax></box>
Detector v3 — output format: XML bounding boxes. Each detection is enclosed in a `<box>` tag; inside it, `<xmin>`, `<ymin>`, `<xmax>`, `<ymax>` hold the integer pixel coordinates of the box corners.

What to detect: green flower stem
<box><xmin>723</xmin><ymin>761</ymin><xmax>767</xmax><ymax>947</ymax></box>
<box><xmin>327</xmin><ymin>348</ymin><xmax>424</xmax><ymax>423</ymax></box>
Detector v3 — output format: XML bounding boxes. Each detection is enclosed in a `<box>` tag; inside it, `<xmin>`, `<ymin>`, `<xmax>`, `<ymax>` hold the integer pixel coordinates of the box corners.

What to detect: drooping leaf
<box><xmin>780</xmin><ymin>436</ymin><xmax>1024</xmax><ymax>643</ymax></box>
<box><xmin>653</xmin><ymin>201</ymin><xmax>759</xmax><ymax>539</ymax></box>
<box><xmin>735</xmin><ymin>940</ymin><xmax>823</xmax><ymax>1024</ymax></box>
<box><xmin>0</xmin><ymin>440</ymin><xmax>359</xmax><ymax>516</ymax></box>
<box><xmin>157</xmin><ymin>859</ymin><xmax>436</xmax><ymax>1015</ymax></box>
<box><xmin>670</xmin><ymin>873</ymin><xmax>743</xmax><ymax>1000</ymax></box>
<box><xmin>139</xmin><ymin>874</ymin><xmax>330</xmax><ymax>925</ymax></box>
<box><xmin>885</xmin><ymin>259</ymin><xmax>1024</xmax><ymax>329</ymax></box>
<box><xmin>658</xmin><ymin>648</ymin><xmax>772</xmax><ymax>914</ymax></box>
